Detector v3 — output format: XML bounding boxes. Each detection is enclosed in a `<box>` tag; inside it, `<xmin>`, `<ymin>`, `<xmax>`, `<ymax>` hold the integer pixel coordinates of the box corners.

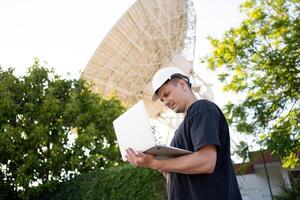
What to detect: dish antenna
<box><xmin>81</xmin><ymin>0</ymin><xmax>213</xmax><ymax>143</ymax></box>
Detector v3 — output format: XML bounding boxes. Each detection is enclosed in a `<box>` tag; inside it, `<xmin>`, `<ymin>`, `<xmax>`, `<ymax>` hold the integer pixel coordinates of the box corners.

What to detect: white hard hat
<box><xmin>151</xmin><ymin>67</ymin><xmax>189</xmax><ymax>101</ymax></box>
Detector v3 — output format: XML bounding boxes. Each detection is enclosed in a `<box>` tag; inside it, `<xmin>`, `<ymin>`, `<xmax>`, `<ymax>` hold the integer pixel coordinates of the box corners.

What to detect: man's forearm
<box><xmin>152</xmin><ymin>145</ymin><xmax>216</xmax><ymax>174</ymax></box>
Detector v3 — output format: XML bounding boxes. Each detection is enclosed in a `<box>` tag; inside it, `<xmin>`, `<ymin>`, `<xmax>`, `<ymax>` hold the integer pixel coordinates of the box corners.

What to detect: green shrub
<box><xmin>0</xmin><ymin>181</ymin><xmax>18</xmax><ymax>200</ymax></box>
<box><xmin>43</xmin><ymin>164</ymin><xmax>167</xmax><ymax>200</ymax></box>
<box><xmin>275</xmin><ymin>179</ymin><xmax>300</xmax><ymax>200</ymax></box>
<box><xmin>0</xmin><ymin>172</ymin><xmax>19</xmax><ymax>200</ymax></box>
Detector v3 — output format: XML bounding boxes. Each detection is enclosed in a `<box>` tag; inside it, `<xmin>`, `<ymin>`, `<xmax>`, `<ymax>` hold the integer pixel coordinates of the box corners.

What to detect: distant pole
<box><xmin>261</xmin><ymin>150</ymin><xmax>274</xmax><ymax>200</ymax></box>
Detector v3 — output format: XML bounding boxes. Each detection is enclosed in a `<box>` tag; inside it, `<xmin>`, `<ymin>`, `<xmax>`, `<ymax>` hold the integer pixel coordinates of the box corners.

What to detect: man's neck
<box><xmin>183</xmin><ymin>95</ymin><xmax>197</xmax><ymax>116</ymax></box>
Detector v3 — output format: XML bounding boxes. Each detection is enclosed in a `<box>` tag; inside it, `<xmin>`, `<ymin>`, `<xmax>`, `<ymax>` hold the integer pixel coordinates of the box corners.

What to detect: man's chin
<box><xmin>172</xmin><ymin>107</ymin><xmax>180</xmax><ymax>113</ymax></box>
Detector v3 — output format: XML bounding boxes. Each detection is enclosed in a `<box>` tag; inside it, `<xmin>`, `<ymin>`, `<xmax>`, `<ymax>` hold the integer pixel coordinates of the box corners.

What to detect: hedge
<box><xmin>275</xmin><ymin>179</ymin><xmax>300</xmax><ymax>200</ymax></box>
<box><xmin>41</xmin><ymin>164</ymin><xmax>167</xmax><ymax>200</ymax></box>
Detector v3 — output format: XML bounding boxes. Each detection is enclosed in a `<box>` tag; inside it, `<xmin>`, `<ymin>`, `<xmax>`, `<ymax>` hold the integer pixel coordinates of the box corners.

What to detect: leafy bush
<box><xmin>42</xmin><ymin>164</ymin><xmax>167</xmax><ymax>200</ymax></box>
<box><xmin>275</xmin><ymin>179</ymin><xmax>300</xmax><ymax>200</ymax></box>
<box><xmin>0</xmin><ymin>175</ymin><xmax>18</xmax><ymax>200</ymax></box>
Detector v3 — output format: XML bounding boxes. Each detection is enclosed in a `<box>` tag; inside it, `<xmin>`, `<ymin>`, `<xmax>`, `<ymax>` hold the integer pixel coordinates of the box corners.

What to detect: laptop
<box><xmin>113</xmin><ymin>100</ymin><xmax>192</xmax><ymax>161</ymax></box>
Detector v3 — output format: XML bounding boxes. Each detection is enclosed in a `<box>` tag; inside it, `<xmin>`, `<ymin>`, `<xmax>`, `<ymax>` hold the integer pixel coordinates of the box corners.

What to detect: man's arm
<box><xmin>126</xmin><ymin>144</ymin><xmax>217</xmax><ymax>174</ymax></box>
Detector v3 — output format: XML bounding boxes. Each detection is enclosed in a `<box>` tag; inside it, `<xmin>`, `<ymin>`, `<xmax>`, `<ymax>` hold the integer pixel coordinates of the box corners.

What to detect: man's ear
<box><xmin>178</xmin><ymin>79</ymin><xmax>187</xmax><ymax>91</ymax></box>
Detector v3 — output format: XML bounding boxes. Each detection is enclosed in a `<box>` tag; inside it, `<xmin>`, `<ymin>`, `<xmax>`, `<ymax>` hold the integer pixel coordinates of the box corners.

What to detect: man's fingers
<box><xmin>126</xmin><ymin>148</ymin><xmax>138</xmax><ymax>165</ymax></box>
<box><xmin>126</xmin><ymin>148</ymin><xmax>137</xmax><ymax>156</ymax></box>
<box><xmin>125</xmin><ymin>155</ymin><xmax>130</xmax><ymax>162</ymax></box>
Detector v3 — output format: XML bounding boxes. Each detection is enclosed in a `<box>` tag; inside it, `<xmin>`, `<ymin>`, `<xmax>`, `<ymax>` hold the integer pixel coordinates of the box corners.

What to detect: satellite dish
<box><xmin>81</xmin><ymin>0</ymin><xmax>213</xmax><ymax>143</ymax></box>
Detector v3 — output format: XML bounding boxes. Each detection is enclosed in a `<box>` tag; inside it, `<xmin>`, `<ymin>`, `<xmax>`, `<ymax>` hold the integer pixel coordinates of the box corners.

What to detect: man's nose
<box><xmin>164</xmin><ymin>98</ymin><xmax>170</xmax><ymax>107</ymax></box>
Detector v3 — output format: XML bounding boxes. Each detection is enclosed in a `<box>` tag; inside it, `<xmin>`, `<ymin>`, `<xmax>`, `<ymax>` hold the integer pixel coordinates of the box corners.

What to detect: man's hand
<box><xmin>125</xmin><ymin>148</ymin><xmax>157</xmax><ymax>169</ymax></box>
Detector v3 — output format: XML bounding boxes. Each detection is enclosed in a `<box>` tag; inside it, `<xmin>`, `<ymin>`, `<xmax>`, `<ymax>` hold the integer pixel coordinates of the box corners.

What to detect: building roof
<box><xmin>234</xmin><ymin>150</ymin><xmax>281</xmax><ymax>175</ymax></box>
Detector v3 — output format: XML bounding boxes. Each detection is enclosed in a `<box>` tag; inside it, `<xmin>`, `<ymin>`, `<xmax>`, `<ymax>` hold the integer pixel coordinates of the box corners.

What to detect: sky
<box><xmin>0</xmin><ymin>0</ymin><xmax>249</xmax><ymax>152</ymax></box>
<box><xmin>0</xmin><ymin>0</ymin><xmax>244</xmax><ymax>78</ymax></box>
<box><xmin>0</xmin><ymin>0</ymin><xmax>245</xmax><ymax>104</ymax></box>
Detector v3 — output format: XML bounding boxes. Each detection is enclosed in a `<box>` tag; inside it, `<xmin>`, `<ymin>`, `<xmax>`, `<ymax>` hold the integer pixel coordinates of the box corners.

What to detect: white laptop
<box><xmin>113</xmin><ymin>100</ymin><xmax>192</xmax><ymax>161</ymax></box>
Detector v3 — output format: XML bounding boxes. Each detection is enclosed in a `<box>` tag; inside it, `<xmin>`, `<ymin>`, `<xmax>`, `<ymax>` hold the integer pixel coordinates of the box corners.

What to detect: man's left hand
<box><xmin>125</xmin><ymin>148</ymin><xmax>157</xmax><ymax>169</ymax></box>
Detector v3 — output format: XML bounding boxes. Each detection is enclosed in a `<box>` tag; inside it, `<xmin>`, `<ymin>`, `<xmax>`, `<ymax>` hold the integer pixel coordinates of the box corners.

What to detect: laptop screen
<box><xmin>113</xmin><ymin>100</ymin><xmax>157</xmax><ymax>161</ymax></box>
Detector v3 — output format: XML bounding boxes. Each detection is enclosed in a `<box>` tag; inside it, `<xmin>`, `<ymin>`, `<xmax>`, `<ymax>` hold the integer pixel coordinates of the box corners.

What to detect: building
<box><xmin>234</xmin><ymin>150</ymin><xmax>299</xmax><ymax>200</ymax></box>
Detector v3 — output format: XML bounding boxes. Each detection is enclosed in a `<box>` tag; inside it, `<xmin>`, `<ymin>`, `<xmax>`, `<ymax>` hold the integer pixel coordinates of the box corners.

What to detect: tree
<box><xmin>0</xmin><ymin>59</ymin><xmax>125</xmax><ymax>199</ymax></box>
<box><xmin>205</xmin><ymin>0</ymin><xmax>300</xmax><ymax>168</ymax></box>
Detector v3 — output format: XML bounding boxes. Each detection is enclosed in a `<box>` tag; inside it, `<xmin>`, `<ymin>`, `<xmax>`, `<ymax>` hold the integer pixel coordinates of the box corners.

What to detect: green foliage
<box><xmin>234</xmin><ymin>141</ymin><xmax>250</xmax><ymax>163</ymax></box>
<box><xmin>275</xmin><ymin>179</ymin><xmax>300</xmax><ymax>200</ymax></box>
<box><xmin>0</xmin><ymin>172</ymin><xmax>18</xmax><ymax>200</ymax></box>
<box><xmin>206</xmin><ymin>0</ymin><xmax>300</xmax><ymax>168</ymax></box>
<box><xmin>0</xmin><ymin>59</ymin><xmax>125</xmax><ymax>199</ymax></box>
<box><xmin>42</xmin><ymin>164</ymin><xmax>167</xmax><ymax>200</ymax></box>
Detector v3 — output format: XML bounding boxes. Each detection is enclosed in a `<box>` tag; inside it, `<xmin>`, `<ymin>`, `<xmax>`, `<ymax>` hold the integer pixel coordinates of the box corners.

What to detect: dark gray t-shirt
<box><xmin>169</xmin><ymin>99</ymin><xmax>242</xmax><ymax>200</ymax></box>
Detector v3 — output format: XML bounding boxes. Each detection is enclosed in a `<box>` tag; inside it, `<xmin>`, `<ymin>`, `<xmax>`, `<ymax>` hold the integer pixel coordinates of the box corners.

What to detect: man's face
<box><xmin>156</xmin><ymin>79</ymin><xmax>186</xmax><ymax>113</ymax></box>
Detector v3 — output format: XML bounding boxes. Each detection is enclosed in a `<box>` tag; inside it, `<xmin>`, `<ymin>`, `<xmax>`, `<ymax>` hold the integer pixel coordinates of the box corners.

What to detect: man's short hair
<box><xmin>168</xmin><ymin>74</ymin><xmax>192</xmax><ymax>88</ymax></box>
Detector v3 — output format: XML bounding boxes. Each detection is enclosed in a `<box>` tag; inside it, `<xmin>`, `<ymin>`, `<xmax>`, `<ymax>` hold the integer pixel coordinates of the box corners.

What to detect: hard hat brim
<box><xmin>152</xmin><ymin>93</ymin><xmax>159</xmax><ymax>101</ymax></box>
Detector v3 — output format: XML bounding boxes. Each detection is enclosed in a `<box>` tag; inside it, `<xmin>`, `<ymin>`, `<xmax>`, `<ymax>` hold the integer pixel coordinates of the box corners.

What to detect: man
<box><xmin>126</xmin><ymin>67</ymin><xmax>242</xmax><ymax>200</ymax></box>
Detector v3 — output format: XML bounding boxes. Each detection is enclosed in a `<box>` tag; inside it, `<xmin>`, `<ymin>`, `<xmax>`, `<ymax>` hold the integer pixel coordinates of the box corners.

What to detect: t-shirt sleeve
<box><xmin>189</xmin><ymin>109</ymin><xmax>221</xmax><ymax>152</ymax></box>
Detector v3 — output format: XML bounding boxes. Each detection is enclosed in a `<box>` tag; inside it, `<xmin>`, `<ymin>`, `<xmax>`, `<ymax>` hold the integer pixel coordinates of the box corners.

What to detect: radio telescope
<box><xmin>81</xmin><ymin>0</ymin><xmax>213</xmax><ymax>143</ymax></box>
